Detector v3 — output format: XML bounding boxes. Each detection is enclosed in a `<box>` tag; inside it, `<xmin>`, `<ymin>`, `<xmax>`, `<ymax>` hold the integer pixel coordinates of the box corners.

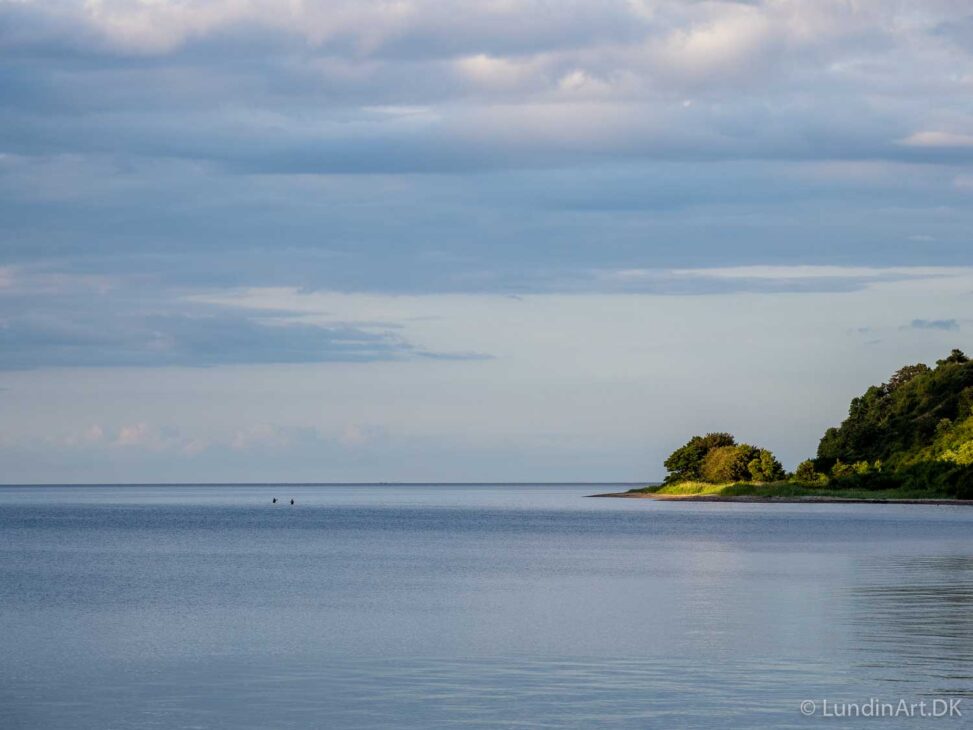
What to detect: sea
<box><xmin>1</xmin><ymin>483</ymin><xmax>970</xmax><ymax>729</ymax></box>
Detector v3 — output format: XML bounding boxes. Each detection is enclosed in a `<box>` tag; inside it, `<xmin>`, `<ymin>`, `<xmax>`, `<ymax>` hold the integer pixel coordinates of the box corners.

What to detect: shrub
<box><xmin>748</xmin><ymin>449</ymin><xmax>786</xmax><ymax>482</ymax></box>
<box><xmin>831</xmin><ymin>460</ymin><xmax>854</xmax><ymax>479</ymax></box>
<box><xmin>793</xmin><ymin>459</ymin><xmax>826</xmax><ymax>485</ymax></box>
<box><xmin>662</xmin><ymin>432</ymin><xmax>736</xmax><ymax>484</ymax></box>
<box><xmin>701</xmin><ymin>444</ymin><xmax>757</xmax><ymax>483</ymax></box>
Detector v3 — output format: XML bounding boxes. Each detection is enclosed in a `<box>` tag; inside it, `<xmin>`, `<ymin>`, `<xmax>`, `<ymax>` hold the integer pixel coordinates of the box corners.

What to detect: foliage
<box><xmin>662</xmin><ymin>432</ymin><xmax>736</xmax><ymax>484</ymax></box>
<box><xmin>830</xmin><ymin>460</ymin><xmax>854</xmax><ymax>479</ymax></box>
<box><xmin>701</xmin><ymin>444</ymin><xmax>755</xmax><ymax>483</ymax></box>
<box><xmin>632</xmin><ymin>480</ymin><xmax>960</xmax><ymax>500</ymax></box>
<box><xmin>793</xmin><ymin>459</ymin><xmax>823</xmax><ymax>484</ymax></box>
<box><xmin>816</xmin><ymin>350</ymin><xmax>973</xmax><ymax>470</ymax></box>
<box><xmin>657</xmin><ymin>350</ymin><xmax>973</xmax><ymax>499</ymax></box>
<box><xmin>813</xmin><ymin>349</ymin><xmax>973</xmax><ymax>499</ymax></box>
<box><xmin>747</xmin><ymin>449</ymin><xmax>786</xmax><ymax>482</ymax></box>
<box><xmin>663</xmin><ymin>434</ymin><xmax>784</xmax><ymax>485</ymax></box>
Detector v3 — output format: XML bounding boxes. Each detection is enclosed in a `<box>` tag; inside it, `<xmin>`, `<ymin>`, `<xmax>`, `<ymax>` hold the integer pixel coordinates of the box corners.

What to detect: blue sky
<box><xmin>1</xmin><ymin>0</ymin><xmax>972</xmax><ymax>482</ymax></box>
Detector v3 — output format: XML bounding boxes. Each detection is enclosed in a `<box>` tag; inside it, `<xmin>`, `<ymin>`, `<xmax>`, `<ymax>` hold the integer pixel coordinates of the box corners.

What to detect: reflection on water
<box><xmin>3</xmin><ymin>656</ymin><xmax>853</xmax><ymax>730</ymax></box>
<box><xmin>847</xmin><ymin>556</ymin><xmax>973</xmax><ymax>696</ymax></box>
<box><xmin>0</xmin><ymin>485</ymin><xmax>971</xmax><ymax>729</ymax></box>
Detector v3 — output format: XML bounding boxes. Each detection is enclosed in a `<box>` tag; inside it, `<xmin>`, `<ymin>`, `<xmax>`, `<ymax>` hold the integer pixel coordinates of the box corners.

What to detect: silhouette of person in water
<box><xmin>290</xmin><ymin>499</ymin><xmax>294</xmax><ymax>505</ymax></box>
<box><xmin>272</xmin><ymin>498</ymin><xmax>277</xmax><ymax>504</ymax></box>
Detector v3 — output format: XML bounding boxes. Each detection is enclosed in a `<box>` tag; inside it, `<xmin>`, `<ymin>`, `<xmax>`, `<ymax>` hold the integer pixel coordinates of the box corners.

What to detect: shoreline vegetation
<box><xmin>594</xmin><ymin>349</ymin><xmax>973</xmax><ymax>504</ymax></box>
<box><xmin>590</xmin><ymin>482</ymin><xmax>973</xmax><ymax>504</ymax></box>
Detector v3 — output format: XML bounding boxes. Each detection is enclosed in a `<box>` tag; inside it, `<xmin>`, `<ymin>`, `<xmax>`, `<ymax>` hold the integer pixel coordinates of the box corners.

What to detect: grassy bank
<box><xmin>628</xmin><ymin>481</ymin><xmax>961</xmax><ymax>501</ymax></box>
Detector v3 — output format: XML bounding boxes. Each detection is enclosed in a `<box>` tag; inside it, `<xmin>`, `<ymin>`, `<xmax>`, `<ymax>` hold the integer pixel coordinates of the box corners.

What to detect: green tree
<box><xmin>794</xmin><ymin>460</ymin><xmax>817</xmax><ymax>482</ymax></box>
<box><xmin>747</xmin><ymin>449</ymin><xmax>786</xmax><ymax>482</ymax></box>
<box><xmin>938</xmin><ymin>349</ymin><xmax>969</xmax><ymax>366</ymax></box>
<box><xmin>664</xmin><ymin>434</ymin><xmax>786</xmax><ymax>484</ymax></box>
<box><xmin>831</xmin><ymin>460</ymin><xmax>854</xmax><ymax>479</ymax></box>
<box><xmin>701</xmin><ymin>444</ymin><xmax>759</xmax><ymax>483</ymax></box>
<box><xmin>662</xmin><ymin>432</ymin><xmax>736</xmax><ymax>484</ymax></box>
<box><xmin>816</xmin><ymin>350</ymin><xmax>973</xmax><ymax>468</ymax></box>
<box><xmin>884</xmin><ymin>363</ymin><xmax>930</xmax><ymax>394</ymax></box>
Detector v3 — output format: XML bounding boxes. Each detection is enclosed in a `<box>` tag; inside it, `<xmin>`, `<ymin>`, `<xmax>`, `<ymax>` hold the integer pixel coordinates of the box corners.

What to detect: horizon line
<box><xmin>0</xmin><ymin>481</ymin><xmax>654</xmax><ymax>488</ymax></box>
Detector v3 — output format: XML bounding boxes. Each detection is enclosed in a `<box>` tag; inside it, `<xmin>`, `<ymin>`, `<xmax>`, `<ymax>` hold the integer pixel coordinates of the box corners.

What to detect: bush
<box><xmin>662</xmin><ymin>432</ymin><xmax>736</xmax><ymax>484</ymax></box>
<box><xmin>748</xmin><ymin>449</ymin><xmax>786</xmax><ymax>482</ymax></box>
<box><xmin>793</xmin><ymin>459</ymin><xmax>826</xmax><ymax>485</ymax></box>
<box><xmin>831</xmin><ymin>460</ymin><xmax>855</xmax><ymax>479</ymax></box>
<box><xmin>700</xmin><ymin>444</ymin><xmax>759</xmax><ymax>483</ymax></box>
<box><xmin>662</xmin><ymin>433</ymin><xmax>788</xmax><ymax>485</ymax></box>
<box><xmin>827</xmin><ymin>460</ymin><xmax>973</xmax><ymax>497</ymax></box>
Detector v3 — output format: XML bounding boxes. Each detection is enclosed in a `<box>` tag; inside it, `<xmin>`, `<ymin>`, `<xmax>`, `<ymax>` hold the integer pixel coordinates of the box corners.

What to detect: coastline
<box><xmin>588</xmin><ymin>491</ymin><xmax>973</xmax><ymax>505</ymax></box>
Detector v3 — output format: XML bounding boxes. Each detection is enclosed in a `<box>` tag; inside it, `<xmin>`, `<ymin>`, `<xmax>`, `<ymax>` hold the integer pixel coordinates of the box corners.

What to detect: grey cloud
<box><xmin>907</xmin><ymin>319</ymin><xmax>961</xmax><ymax>331</ymax></box>
<box><xmin>1</xmin><ymin>0</ymin><xmax>973</xmax><ymax>310</ymax></box>
<box><xmin>415</xmin><ymin>350</ymin><xmax>493</xmax><ymax>361</ymax></box>
<box><xmin>1</xmin><ymin>1</ymin><xmax>971</xmax><ymax>174</ymax></box>
<box><xmin>0</xmin><ymin>270</ymin><xmax>480</xmax><ymax>368</ymax></box>
<box><xmin>0</xmin><ymin>1</ymin><xmax>649</xmax><ymax>60</ymax></box>
<box><xmin>0</xmin><ymin>311</ymin><xmax>412</xmax><ymax>369</ymax></box>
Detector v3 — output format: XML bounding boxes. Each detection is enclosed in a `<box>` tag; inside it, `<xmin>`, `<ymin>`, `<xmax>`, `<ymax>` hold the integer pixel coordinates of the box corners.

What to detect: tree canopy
<box><xmin>816</xmin><ymin>350</ymin><xmax>973</xmax><ymax>468</ymax></box>
<box><xmin>657</xmin><ymin>350</ymin><xmax>973</xmax><ymax>498</ymax></box>
<box><xmin>812</xmin><ymin>349</ymin><xmax>973</xmax><ymax>497</ymax></box>
<box><xmin>663</xmin><ymin>433</ymin><xmax>784</xmax><ymax>485</ymax></box>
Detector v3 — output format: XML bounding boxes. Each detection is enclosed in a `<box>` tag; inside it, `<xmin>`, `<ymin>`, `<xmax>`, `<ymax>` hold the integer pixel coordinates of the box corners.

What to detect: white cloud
<box><xmin>651</xmin><ymin>5</ymin><xmax>775</xmax><ymax>82</ymax></box>
<box><xmin>230</xmin><ymin>424</ymin><xmax>294</xmax><ymax>451</ymax></box>
<box><xmin>954</xmin><ymin>174</ymin><xmax>973</xmax><ymax>191</ymax></box>
<box><xmin>658</xmin><ymin>265</ymin><xmax>951</xmax><ymax>281</ymax></box>
<box><xmin>5</xmin><ymin>1</ymin><xmax>973</xmax><ymax>171</ymax></box>
<box><xmin>62</xmin><ymin>423</ymin><xmax>105</xmax><ymax>447</ymax></box>
<box><xmin>338</xmin><ymin>423</ymin><xmax>383</xmax><ymax>448</ymax></box>
<box><xmin>114</xmin><ymin>422</ymin><xmax>159</xmax><ymax>448</ymax></box>
<box><xmin>455</xmin><ymin>54</ymin><xmax>544</xmax><ymax>91</ymax></box>
<box><xmin>901</xmin><ymin>131</ymin><xmax>973</xmax><ymax>148</ymax></box>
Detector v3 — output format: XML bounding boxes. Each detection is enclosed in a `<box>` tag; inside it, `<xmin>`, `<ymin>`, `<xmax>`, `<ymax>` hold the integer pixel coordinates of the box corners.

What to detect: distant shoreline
<box><xmin>589</xmin><ymin>491</ymin><xmax>973</xmax><ymax>505</ymax></box>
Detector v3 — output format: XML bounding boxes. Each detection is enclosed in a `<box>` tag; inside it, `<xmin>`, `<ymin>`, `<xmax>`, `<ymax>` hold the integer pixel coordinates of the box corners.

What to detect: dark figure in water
<box><xmin>290</xmin><ymin>499</ymin><xmax>294</xmax><ymax>505</ymax></box>
<box><xmin>272</xmin><ymin>498</ymin><xmax>277</xmax><ymax>504</ymax></box>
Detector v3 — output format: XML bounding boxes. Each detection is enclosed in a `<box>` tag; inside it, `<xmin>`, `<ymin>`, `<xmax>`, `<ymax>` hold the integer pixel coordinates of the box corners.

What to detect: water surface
<box><xmin>1</xmin><ymin>484</ymin><xmax>970</xmax><ymax>728</ymax></box>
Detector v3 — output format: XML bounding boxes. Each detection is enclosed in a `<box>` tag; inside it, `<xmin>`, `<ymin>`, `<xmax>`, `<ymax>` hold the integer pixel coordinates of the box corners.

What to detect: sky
<box><xmin>1</xmin><ymin>0</ymin><xmax>972</xmax><ymax>483</ymax></box>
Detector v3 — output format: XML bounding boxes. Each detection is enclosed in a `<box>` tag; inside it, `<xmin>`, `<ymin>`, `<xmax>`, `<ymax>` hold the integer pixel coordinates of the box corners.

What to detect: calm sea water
<box><xmin>0</xmin><ymin>484</ymin><xmax>970</xmax><ymax>729</ymax></box>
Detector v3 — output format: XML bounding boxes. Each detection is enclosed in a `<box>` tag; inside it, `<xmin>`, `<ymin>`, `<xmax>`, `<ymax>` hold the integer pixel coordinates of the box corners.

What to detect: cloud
<box><xmin>229</xmin><ymin>424</ymin><xmax>314</xmax><ymax>452</ymax></box>
<box><xmin>0</xmin><ymin>310</ymin><xmax>415</xmax><ymax>369</ymax></box>
<box><xmin>62</xmin><ymin>424</ymin><xmax>105</xmax><ymax>447</ymax></box>
<box><xmin>900</xmin><ymin>131</ymin><xmax>973</xmax><ymax>149</ymax></box>
<box><xmin>4</xmin><ymin>2</ymin><xmax>973</xmax><ymax>482</ymax></box>
<box><xmin>1</xmin><ymin>0</ymin><xmax>971</xmax><ymax>174</ymax></box>
<box><xmin>3</xmin><ymin>1</ymin><xmax>647</xmax><ymax>58</ymax></box>
<box><xmin>1</xmin><ymin>3</ymin><xmax>972</xmax><ymax>287</ymax></box>
<box><xmin>0</xmin><ymin>271</ymin><xmax>479</xmax><ymax>369</ymax></box>
<box><xmin>114</xmin><ymin>422</ymin><xmax>160</xmax><ymax>448</ymax></box>
<box><xmin>2</xmin><ymin>1</ymin><xmax>973</xmax><ymax>372</ymax></box>
<box><xmin>337</xmin><ymin>423</ymin><xmax>386</xmax><ymax>448</ymax></box>
<box><xmin>907</xmin><ymin>318</ymin><xmax>960</xmax><ymax>331</ymax></box>
<box><xmin>48</xmin><ymin>419</ymin><xmax>391</xmax><ymax>461</ymax></box>
<box><xmin>591</xmin><ymin>266</ymin><xmax>952</xmax><ymax>295</ymax></box>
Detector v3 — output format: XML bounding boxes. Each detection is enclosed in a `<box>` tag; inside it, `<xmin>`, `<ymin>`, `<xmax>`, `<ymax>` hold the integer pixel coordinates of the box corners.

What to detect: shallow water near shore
<box><xmin>1</xmin><ymin>484</ymin><xmax>971</xmax><ymax>728</ymax></box>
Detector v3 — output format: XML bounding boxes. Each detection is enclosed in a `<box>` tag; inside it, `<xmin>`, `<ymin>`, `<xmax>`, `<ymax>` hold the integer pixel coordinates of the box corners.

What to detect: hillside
<box><xmin>813</xmin><ymin>349</ymin><xmax>973</xmax><ymax>497</ymax></box>
<box><xmin>635</xmin><ymin>349</ymin><xmax>973</xmax><ymax>501</ymax></box>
